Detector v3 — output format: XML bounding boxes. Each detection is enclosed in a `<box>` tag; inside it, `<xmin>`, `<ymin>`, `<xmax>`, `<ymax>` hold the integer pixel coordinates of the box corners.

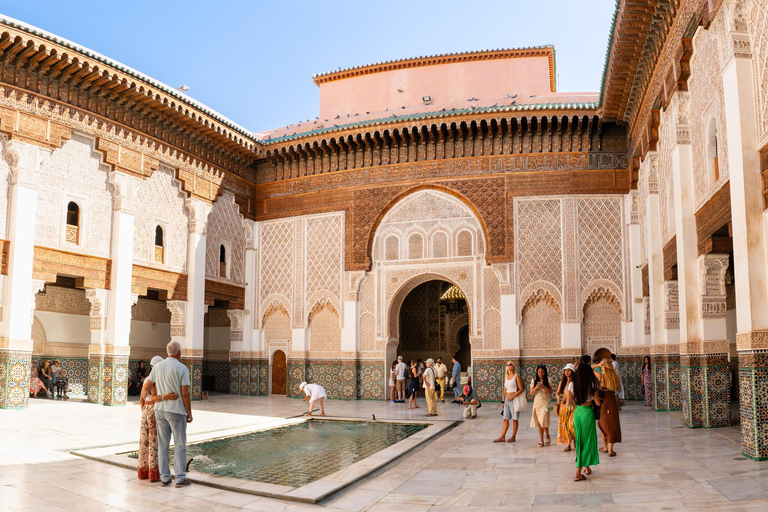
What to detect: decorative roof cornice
<box><xmin>260</xmin><ymin>101</ymin><xmax>599</xmax><ymax>145</ymax></box>
<box><xmin>0</xmin><ymin>15</ymin><xmax>259</xmax><ymax>144</ymax></box>
<box><xmin>313</xmin><ymin>46</ymin><xmax>557</xmax><ymax>93</ymax></box>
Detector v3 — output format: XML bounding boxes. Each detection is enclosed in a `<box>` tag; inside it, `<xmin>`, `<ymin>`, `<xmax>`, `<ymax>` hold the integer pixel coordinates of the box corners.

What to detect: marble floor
<box><xmin>1</xmin><ymin>394</ymin><xmax>767</xmax><ymax>511</ymax></box>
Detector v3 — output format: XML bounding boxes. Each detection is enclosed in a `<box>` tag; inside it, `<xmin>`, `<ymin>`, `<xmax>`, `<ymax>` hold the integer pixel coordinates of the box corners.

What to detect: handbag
<box><xmin>592</xmin><ymin>401</ymin><xmax>601</xmax><ymax>420</ymax></box>
<box><xmin>545</xmin><ymin>402</ymin><xmax>554</xmax><ymax>412</ymax></box>
<box><xmin>513</xmin><ymin>390</ymin><xmax>528</xmax><ymax>412</ymax></box>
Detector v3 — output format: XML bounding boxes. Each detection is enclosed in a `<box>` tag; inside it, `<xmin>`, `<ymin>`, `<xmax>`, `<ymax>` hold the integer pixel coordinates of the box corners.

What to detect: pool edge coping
<box><xmin>70</xmin><ymin>416</ymin><xmax>458</xmax><ymax>504</ymax></box>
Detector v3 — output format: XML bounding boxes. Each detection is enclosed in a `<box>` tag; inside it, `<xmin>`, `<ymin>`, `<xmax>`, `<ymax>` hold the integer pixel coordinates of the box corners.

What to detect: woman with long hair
<box><xmin>594</xmin><ymin>357</ymin><xmax>622</xmax><ymax>457</ymax></box>
<box><xmin>568</xmin><ymin>360</ymin><xmax>601</xmax><ymax>481</ymax></box>
<box><xmin>529</xmin><ymin>364</ymin><xmax>553</xmax><ymax>447</ymax></box>
<box><xmin>29</xmin><ymin>363</ymin><xmax>48</xmax><ymax>398</ymax></box>
<box><xmin>642</xmin><ymin>356</ymin><xmax>653</xmax><ymax>406</ymax></box>
<box><xmin>556</xmin><ymin>364</ymin><xmax>576</xmax><ymax>451</ymax></box>
<box><xmin>389</xmin><ymin>360</ymin><xmax>397</xmax><ymax>402</ymax></box>
<box><xmin>138</xmin><ymin>356</ymin><xmax>168</xmax><ymax>482</ymax></box>
<box><xmin>39</xmin><ymin>359</ymin><xmax>53</xmax><ymax>398</ymax></box>
<box><xmin>494</xmin><ymin>361</ymin><xmax>524</xmax><ymax>443</ymax></box>
<box><xmin>407</xmin><ymin>360</ymin><xmax>420</xmax><ymax>409</ymax></box>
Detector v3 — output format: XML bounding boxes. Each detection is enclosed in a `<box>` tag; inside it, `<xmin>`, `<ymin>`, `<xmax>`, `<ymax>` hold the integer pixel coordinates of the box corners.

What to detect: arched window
<box><xmin>408</xmin><ymin>233</ymin><xmax>423</xmax><ymax>259</ymax></box>
<box><xmin>154</xmin><ymin>226</ymin><xmax>164</xmax><ymax>263</ymax></box>
<box><xmin>457</xmin><ymin>230</ymin><xmax>473</xmax><ymax>256</ymax></box>
<box><xmin>707</xmin><ymin>118</ymin><xmax>719</xmax><ymax>185</ymax></box>
<box><xmin>432</xmin><ymin>231</ymin><xmax>448</xmax><ymax>258</ymax></box>
<box><xmin>65</xmin><ymin>201</ymin><xmax>80</xmax><ymax>244</ymax></box>
<box><xmin>385</xmin><ymin>235</ymin><xmax>399</xmax><ymax>261</ymax></box>
<box><xmin>219</xmin><ymin>244</ymin><xmax>227</xmax><ymax>278</ymax></box>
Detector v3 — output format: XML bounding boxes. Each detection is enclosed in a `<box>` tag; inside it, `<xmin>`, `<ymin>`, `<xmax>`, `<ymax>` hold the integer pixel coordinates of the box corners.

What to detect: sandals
<box><xmin>574</xmin><ymin>474</ymin><xmax>587</xmax><ymax>482</ymax></box>
<box><xmin>609</xmin><ymin>451</ymin><xmax>617</xmax><ymax>457</ymax></box>
<box><xmin>538</xmin><ymin>442</ymin><xmax>544</xmax><ymax>447</ymax></box>
<box><xmin>563</xmin><ymin>446</ymin><xmax>572</xmax><ymax>452</ymax></box>
<box><xmin>506</xmin><ymin>437</ymin><xmax>516</xmax><ymax>443</ymax></box>
<box><xmin>584</xmin><ymin>467</ymin><xmax>592</xmax><ymax>475</ymax></box>
<box><xmin>493</xmin><ymin>437</ymin><xmax>505</xmax><ymax>443</ymax></box>
<box><xmin>599</xmin><ymin>448</ymin><xmax>608</xmax><ymax>453</ymax></box>
<box><xmin>545</xmin><ymin>438</ymin><xmax>551</xmax><ymax>446</ymax></box>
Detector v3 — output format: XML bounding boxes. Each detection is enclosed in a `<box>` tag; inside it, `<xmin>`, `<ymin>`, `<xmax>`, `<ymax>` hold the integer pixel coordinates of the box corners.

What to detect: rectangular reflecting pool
<box><xmin>124</xmin><ymin>419</ymin><xmax>428</xmax><ymax>488</ymax></box>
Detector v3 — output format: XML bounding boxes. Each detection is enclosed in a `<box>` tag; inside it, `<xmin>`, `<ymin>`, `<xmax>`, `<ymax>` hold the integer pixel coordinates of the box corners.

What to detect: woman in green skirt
<box><xmin>567</xmin><ymin>356</ymin><xmax>602</xmax><ymax>481</ymax></box>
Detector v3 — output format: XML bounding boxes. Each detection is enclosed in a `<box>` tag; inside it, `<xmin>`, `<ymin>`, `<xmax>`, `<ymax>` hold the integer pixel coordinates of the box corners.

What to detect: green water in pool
<box><xmin>125</xmin><ymin>420</ymin><xmax>427</xmax><ymax>487</ymax></box>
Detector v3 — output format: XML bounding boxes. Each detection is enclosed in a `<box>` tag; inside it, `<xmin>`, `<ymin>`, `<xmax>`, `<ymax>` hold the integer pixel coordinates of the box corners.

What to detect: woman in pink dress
<box><xmin>30</xmin><ymin>363</ymin><xmax>48</xmax><ymax>398</ymax></box>
<box><xmin>138</xmin><ymin>356</ymin><xmax>170</xmax><ymax>482</ymax></box>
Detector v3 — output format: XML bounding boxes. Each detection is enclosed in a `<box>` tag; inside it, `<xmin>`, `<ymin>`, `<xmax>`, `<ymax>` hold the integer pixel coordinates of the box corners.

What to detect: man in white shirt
<box><xmin>434</xmin><ymin>357</ymin><xmax>448</xmax><ymax>402</ymax></box>
<box><xmin>143</xmin><ymin>340</ymin><xmax>192</xmax><ymax>487</ymax></box>
<box><xmin>423</xmin><ymin>358</ymin><xmax>438</xmax><ymax>417</ymax></box>
<box><xmin>300</xmin><ymin>381</ymin><xmax>327</xmax><ymax>416</ymax></box>
<box><xmin>394</xmin><ymin>356</ymin><xmax>407</xmax><ymax>403</ymax></box>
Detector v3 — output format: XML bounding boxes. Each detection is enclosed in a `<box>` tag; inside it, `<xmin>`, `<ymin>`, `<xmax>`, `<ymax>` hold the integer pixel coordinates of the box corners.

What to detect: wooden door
<box><xmin>272</xmin><ymin>350</ymin><xmax>287</xmax><ymax>395</ymax></box>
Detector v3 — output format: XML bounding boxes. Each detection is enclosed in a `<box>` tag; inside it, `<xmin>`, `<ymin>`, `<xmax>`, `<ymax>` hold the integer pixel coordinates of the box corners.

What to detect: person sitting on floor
<box><xmin>300</xmin><ymin>381</ymin><xmax>327</xmax><ymax>416</ymax></box>
<box><xmin>54</xmin><ymin>368</ymin><xmax>70</xmax><ymax>398</ymax></box>
<box><xmin>457</xmin><ymin>384</ymin><xmax>480</xmax><ymax>419</ymax></box>
<box><xmin>30</xmin><ymin>363</ymin><xmax>49</xmax><ymax>398</ymax></box>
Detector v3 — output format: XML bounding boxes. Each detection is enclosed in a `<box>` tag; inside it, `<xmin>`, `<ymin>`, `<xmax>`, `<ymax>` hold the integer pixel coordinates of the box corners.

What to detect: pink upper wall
<box><xmin>317</xmin><ymin>53</ymin><xmax>554</xmax><ymax>121</ymax></box>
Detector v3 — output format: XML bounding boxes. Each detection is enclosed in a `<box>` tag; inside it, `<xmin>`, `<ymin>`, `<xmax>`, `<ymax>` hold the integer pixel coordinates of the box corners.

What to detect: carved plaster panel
<box><xmin>205</xmin><ymin>192</ymin><xmax>246</xmax><ymax>284</ymax></box>
<box><xmin>35</xmin><ymin>134</ymin><xmax>113</xmax><ymax>258</ymax></box>
<box><xmin>133</xmin><ymin>165</ymin><xmax>188</xmax><ymax>272</ymax></box>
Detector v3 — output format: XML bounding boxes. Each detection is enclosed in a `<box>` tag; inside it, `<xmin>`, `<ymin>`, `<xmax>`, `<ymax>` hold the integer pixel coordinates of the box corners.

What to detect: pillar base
<box><xmin>0</xmin><ymin>340</ymin><xmax>32</xmax><ymax>409</ymax></box>
<box><xmin>181</xmin><ymin>355</ymin><xmax>203</xmax><ymax>400</ymax></box>
<box><xmin>88</xmin><ymin>346</ymin><xmax>129</xmax><ymax>406</ymax></box>
<box><xmin>739</xmin><ymin>350</ymin><xmax>768</xmax><ymax>460</ymax></box>
<box><xmin>681</xmin><ymin>353</ymin><xmax>731</xmax><ymax>428</ymax></box>
<box><xmin>652</xmin><ymin>354</ymin><xmax>682</xmax><ymax>411</ymax></box>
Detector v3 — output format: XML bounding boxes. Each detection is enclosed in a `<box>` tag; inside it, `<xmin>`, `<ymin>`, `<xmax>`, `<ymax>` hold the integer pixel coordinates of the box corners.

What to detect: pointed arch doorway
<box><xmin>271</xmin><ymin>350</ymin><xmax>287</xmax><ymax>395</ymax></box>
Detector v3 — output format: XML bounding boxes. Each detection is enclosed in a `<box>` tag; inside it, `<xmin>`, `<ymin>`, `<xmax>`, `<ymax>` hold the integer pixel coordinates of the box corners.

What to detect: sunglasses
<box><xmin>506</xmin><ymin>363</ymin><xmax>514</xmax><ymax>366</ymax></box>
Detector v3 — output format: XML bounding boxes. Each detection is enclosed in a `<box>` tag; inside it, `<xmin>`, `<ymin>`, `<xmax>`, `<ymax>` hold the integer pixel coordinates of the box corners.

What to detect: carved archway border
<box><xmin>385</xmin><ymin>271</ymin><xmax>474</xmax><ymax>344</ymax></box>
<box><xmin>305</xmin><ymin>290</ymin><xmax>342</xmax><ymax>329</ymax></box>
<box><xmin>366</xmin><ymin>184</ymin><xmax>491</xmax><ymax>269</ymax></box>
<box><xmin>448</xmin><ymin>312</ymin><xmax>470</xmax><ymax>356</ymax></box>
<box><xmin>581</xmin><ymin>280</ymin><xmax>623</xmax><ymax>319</ymax></box>
<box><xmin>519</xmin><ymin>281</ymin><xmax>562</xmax><ymax>323</ymax></box>
<box><xmin>259</xmin><ymin>293</ymin><xmax>291</xmax><ymax>329</ymax></box>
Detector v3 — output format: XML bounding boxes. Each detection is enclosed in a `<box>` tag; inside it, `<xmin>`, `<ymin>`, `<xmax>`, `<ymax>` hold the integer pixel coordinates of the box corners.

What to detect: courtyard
<box><xmin>1</xmin><ymin>396</ymin><xmax>767</xmax><ymax>511</ymax></box>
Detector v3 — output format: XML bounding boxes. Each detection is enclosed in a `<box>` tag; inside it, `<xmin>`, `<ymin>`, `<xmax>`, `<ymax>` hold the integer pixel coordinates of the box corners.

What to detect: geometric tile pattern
<box><xmin>87</xmin><ymin>353</ymin><xmax>129</xmax><ymax>406</ymax></box>
<box><xmin>681</xmin><ymin>354</ymin><xmax>731</xmax><ymax>429</ymax></box>
<box><xmin>577</xmin><ymin>197</ymin><xmax>624</xmax><ymax>292</ymax></box>
<box><xmin>288</xmin><ymin>359</ymin><xmax>384</xmax><ymax>401</ymax></box>
<box><xmin>653</xmin><ymin>356</ymin><xmax>682</xmax><ymax>412</ymax></box>
<box><xmin>0</xmin><ymin>349</ymin><xmax>32</xmax><ymax>409</ymax></box>
<box><xmin>202</xmin><ymin>360</ymin><xmax>230</xmax><ymax>393</ymax></box>
<box><xmin>181</xmin><ymin>358</ymin><xmax>202</xmax><ymax>401</ymax></box>
<box><xmin>34</xmin><ymin>357</ymin><xmax>88</xmax><ymax>397</ymax></box>
<box><xmin>739</xmin><ymin>351</ymin><xmax>768</xmax><ymax>460</ymax></box>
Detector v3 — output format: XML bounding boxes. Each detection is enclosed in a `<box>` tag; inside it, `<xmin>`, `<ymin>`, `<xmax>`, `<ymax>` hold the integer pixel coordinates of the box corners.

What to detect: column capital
<box><xmin>185</xmin><ymin>198</ymin><xmax>213</xmax><ymax>236</ymax></box>
<box><xmin>108</xmin><ymin>171</ymin><xmax>141</xmax><ymax>214</ymax></box>
<box><xmin>642</xmin><ymin>152</ymin><xmax>659</xmax><ymax>194</ymax></box>
<box><xmin>663</xmin><ymin>280</ymin><xmax>679</xmax><ymax>331</ymax></box>
<box><xmin>85</xmin><ymin>288</ymin><xmax>109</xmax><ymax>331</ymax></box>
<box><xmin>344</xmin><ymin>270</ymin><xmax>366</xmax><ymax>301</ymax></box>
<box><xmin>667</xmin><ymin>92</ymin><xmax>691</xmax><ymax>146</ymax></box>
<box><xmin>698</xmin><ymin>253</ymin><xmax>729</xmax><ymax>318</ymax></box>
<box><xmin>167</xmin><ymin>300</ymin><xmax>187</xmax><ymax>339</ymax></box>
<box><xmin>243</xmin><ymin>219</ymin><xmax>257</xmax><ymax>250</ymax></box>
<box><xmin>5</xmin><ymin>140</ymin><xmax>51</xmax><ymax>188</ymax></box>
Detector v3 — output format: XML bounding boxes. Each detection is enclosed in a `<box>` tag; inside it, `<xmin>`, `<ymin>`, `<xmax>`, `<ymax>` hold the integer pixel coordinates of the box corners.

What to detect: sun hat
<box><xmin>564</xmin><ymin>363</ymin><xmax>576</xmax><ymax>372</ymax></box>
<box><xmin>426</xmin><ymin>358</ymin><xmax>435</xmax><ymax>365</ymax></box>
<box><xmin>300</xmin><ymin>382</ymin><xmax>307</xmax><ymax>390</ymax></box>
<box><xmin>150</xmin><ymin>355</ymin><xmax>163</xmax><ymax>367</ymax></box>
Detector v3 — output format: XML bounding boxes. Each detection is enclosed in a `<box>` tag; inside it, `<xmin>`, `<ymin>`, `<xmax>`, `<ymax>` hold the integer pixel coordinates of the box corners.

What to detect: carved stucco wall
<box><xmin>263</xmin><ymin>305</ymin><xmax>291</xmax><ymax>342</ymax></box>
<box><xmin>35</xmin><ymin>134</ymin><xmax>113</xmax><ymax>257</ymax></box>
<box><xmin>258</xmin><ymin>212</ymin><xmax>344</xmax><ymax>335</ymax></box>
<box><xmin>372</xmin><ymin>189</ymin><xmax>485</xmax><ymax>262</ymax></box>
<box><xmin>206</xmin><ymin>192</ymin><xmax>246</xmax><ymax>284</ymax></box>
<box><xmin>582</xmin><ymin>298</ymin><xmax>622</xmax><ymax>355</ymax></box>
<box><xmin>521</xmin><ymin>301</ymin><xmax>561</xmax><ymax>350</ymax></box>
<box><xmin>308</xmin><ymin>302</ymin><xmax>341</xmax><ymax>356</ymax></box>
<box><xmin>689</xmin><ymin>9</ymin><xmax>730</xmax><ymax>208</ymax></box>
<box><xmin>133</xmin><ymin>165</ymin><xmax>188</xmax><ymax>271</ymax></box>
<box><xmin>751</xmin><ymin>0</ymin><xmax>768</xmax><ymax>148</ymax></box>
<box><xmin>35</xmin><ymin>285</ymin><xmax>90</xmax><ymax>315</ymax></box>
<box><xmin>515</xmin><ymin>198</ymin><xmax>562</xmax><ymax>311</ymax></box>
<box><xmin>0</xmin><ymin>136</ymin><xmax>10</xmax><ymax>239</ymax></box>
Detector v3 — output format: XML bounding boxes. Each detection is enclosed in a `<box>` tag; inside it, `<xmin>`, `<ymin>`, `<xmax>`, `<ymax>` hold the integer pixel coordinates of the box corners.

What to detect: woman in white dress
<box><xmin>529</xmin><ymin>364</ymin><xmax>553</xmax><ymax>447</ymax></box>
<box><xmin>494</xmin><ymin>361</ymin><xmax>525</xmax><ymax>443</ymax></box>
<box><xmin>300</xmin><ymin>381</ymin><xmax>327</xmax><ymax>416</ymax></box>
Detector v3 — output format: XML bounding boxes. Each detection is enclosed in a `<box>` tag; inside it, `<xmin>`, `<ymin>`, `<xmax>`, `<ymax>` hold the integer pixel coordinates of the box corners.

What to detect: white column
<box><xmin>721</xmin><ymin>30</ymin><xmax>768</xmax><ymax>341</ymax></box>
<box><xmin>341</xmin><ymin>271</ymin><xmax>365</xmax><ymax>355</ymax></box>
<box><xmin>1</xmin><ymin>141</ymin><xmax>48</xmax><ymax>343</ymax></box>
<box><xmin>500</xmin><ymin>293</ymin><xmax>519</xmax><ymax>350</ymax></box>
<box><xmin>242</xmin><ymin>220</ymin><xmax>257</xmax><ymax>356</ymax></box>
<box><xmin>86</xmin><ymin>289</ymin><xmax>109</xmax><ymax>345</ymax></box>
<box><xmin>184</xmin><ymin>198</ymin><xmax>212</xmax><ymax>356</ymax></box>
<box><xmin>627</xmin><ymin>191</ymin><xmax>645</xmax><ymax>347</ymax></box>
<box><xmin>105</xmin><ymin>172</ymin><xmax>139</xmax><ymax>348</ymax></box>
<box><xmin>561</xmin><ymin>323</ymin><xmax>582</xmax><ymax>350</ymax></box>
<box><xmin>643</xmin><ymin>153</ymin><xmax>665</xmax><ymax>347</ymax></box>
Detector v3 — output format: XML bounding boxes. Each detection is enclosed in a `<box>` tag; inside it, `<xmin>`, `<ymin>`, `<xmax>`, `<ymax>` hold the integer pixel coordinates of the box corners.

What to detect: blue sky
<box><xmin>1</xmin><ymin>1</ymin><xmax>617</xmax><ymax>133</ymax></box>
